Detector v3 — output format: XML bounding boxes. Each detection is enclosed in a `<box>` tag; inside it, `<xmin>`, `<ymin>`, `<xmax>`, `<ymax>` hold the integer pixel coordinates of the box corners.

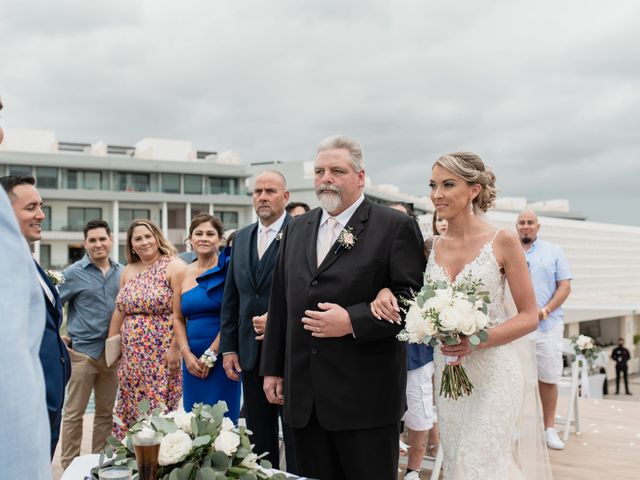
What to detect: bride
<box><xmin>373</xmin><ymin>152</ymin><xmax>553</xmax><ymax>479</ymax></box>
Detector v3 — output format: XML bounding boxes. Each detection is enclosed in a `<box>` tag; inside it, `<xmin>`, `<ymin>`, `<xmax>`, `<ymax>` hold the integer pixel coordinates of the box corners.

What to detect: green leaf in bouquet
<box><xmin>105</xmin><ymin>436</ymin><xmax>121</xmax><ymax>449</ymax></box>
<box><xmin>258</xmin><ymin>459</ymin><xmax>273</xmax><ymax>470</ymax></box>
<box><xmin>435</xmin><ymin>280</ymin><xmax>448</xmax><ymax>289</ymax></box>
<box><xmin>269</xmin><ymin>474</ymin><xmax>287</xmax><ymax>480</ymax></box>
<box><xmin>469</xmin><ymin>335</ymin><xmax>480</xmax><ymax>346</ymax></box>
<box><xmin>151</xmin><ymin>416</ymin><xmax>178</xmax><ymax>433</ymax></box>
<box><xmin>137</xmin><ymin>399</ymin><xmax>150</xmax><ymax>415</ymax></box>
<box><xmin>477</xmin><ymin>330</ymin><xmax>489</xmax><ymax>342</ymax></box>
<box><xmin>239</xmin><ymin>471</ymin><xmax>257</xmax><ymax>480</ymax></box>
<box><xmin>429</xmin><ymin>338</ymin><xmax>439</xmax><ymax>347</ymax></box>
<box><xmin>443</xmin><ymin>336</ymin><xmax>459</xmax><ymax>345</ymax></box>
<box><xmin>179</xmin><ymin>462</ymin><xmax>195</xmax><ymax>479</ymax></box>
<box><xmin>421</xmin><ymin>334</ymin><xmax>432</xmax><ymax>344</ymax></box>
<box><xmin>191</xmin><ymin>416</ymin><xmax>199</xmax><ymax>436</ymax></box>
<box><xmin>193</xmin><ymin>435</ymin><xmax>212</xmax><ymax>447</ymax></box>
<box><xmin>235</xmin><ymin>445</ymin><xmax>251</xmax><ymax>459</ymax></box>
<box><xmin>196</xmin><ymin>467</ymin><xmax>218</xmax><ymax>480</ymax></box>
<box><xmin>210</xmin><ymin>451</ymin><xmax>232</xmax><ymax>471</ymax></box>
<box><xmin>168</xmin><ymin>469</ymin><xmax>180</xmax><ymax>480</ymax></box>
<box><xmin>481</xmin><ymin>304</ymin><xmax>488</xmax><ymax>315</ymax></box>
<box><xmin>113</xmin><ymin>415</ymin><xmax>125</xmax><ymax>427</ymax></box>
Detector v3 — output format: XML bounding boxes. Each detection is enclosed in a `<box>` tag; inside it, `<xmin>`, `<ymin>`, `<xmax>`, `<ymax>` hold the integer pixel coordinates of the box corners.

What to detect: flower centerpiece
<box><xmin>397</xmin><ymin>273</ymin><xmax>490</xmax><ymax>399</ymax></box>
<box><xmin>570</xmin><ymin>334</ymin><xmax>601</xmax><ymax>365</ymax></box>
<box><xmin>95</xmin><ymin>400</ymin><xmax>287</xmax><ymax>480</ymax></box>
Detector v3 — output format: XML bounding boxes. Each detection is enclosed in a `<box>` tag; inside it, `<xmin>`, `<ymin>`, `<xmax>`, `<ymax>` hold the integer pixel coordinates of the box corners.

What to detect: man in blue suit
<box><xmin>220</xmin><ymin>170</ymin><xmax>297</xmax><ymax>472</ymax></box>
<box><xmin>1</xmin><ymin>175</ymin><xmax>71</xmax><ymax>458</ymax></box>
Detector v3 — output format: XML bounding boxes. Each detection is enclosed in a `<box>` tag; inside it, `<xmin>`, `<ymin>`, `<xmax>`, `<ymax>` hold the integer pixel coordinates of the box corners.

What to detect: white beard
<box><xmin>317</xmin><ymin>192</ymin><xmax>342</xmax><ymax>213</ymax></box>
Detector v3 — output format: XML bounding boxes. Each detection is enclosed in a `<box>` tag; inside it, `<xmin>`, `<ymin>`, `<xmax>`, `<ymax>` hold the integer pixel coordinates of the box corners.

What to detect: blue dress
<box><xmin>181</xmin><ymin>248</ymin><xmax>241</xmax><ymax>422</ymax></box>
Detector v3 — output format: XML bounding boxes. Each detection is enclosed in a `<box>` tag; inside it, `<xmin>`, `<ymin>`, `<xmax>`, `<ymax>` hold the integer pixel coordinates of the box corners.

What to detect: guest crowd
<box><xmin>3</xmin><ymin>127</ymin><xmax>629</xmax><ymax>480</ymax></box>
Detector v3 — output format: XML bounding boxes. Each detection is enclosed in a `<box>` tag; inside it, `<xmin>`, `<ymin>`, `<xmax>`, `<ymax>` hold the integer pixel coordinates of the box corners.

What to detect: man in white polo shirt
<box><xmin>517</xmin><ymin>210</ymin><xmax>572</xmax><ymax>450</ymax></box>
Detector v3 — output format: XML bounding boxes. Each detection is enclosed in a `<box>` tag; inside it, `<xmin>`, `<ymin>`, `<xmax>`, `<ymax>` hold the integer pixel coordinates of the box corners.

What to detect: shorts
<box><xmin>535</xmin><ymin>322</ymin><xmax>564</xmax><ymax>384</ymax></box>
<box><xmin>402</xmin><ymin>361</ymin><xmax>435</xmax><ymax>431</ymax></box>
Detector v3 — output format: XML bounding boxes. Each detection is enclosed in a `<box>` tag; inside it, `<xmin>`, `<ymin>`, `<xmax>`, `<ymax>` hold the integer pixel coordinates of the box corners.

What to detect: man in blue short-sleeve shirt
<box><xmin>517</xmin><ymin>210</ymin><xmax>572</xmax><ymax>451</ymax></box>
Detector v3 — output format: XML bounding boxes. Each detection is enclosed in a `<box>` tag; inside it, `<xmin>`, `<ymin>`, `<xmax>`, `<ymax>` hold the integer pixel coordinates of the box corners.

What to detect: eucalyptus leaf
<box><xmin>151</xmin><ymin>416</ymin><xmax>178</xmax><ymax>433</ymax></box>
<box><xmin>210</xmin><ymin>451</ymin><xmax>231</xmax><ymax>470</ymax></box>
<box><xmin>477</xmin><ymin>330</ymin><xmax>489</xmax><ymax>342</ymax></box>
<box><xmin>191</xmin><ymin>417</ymin><xmax>199</xmax><ymax>436</ymax></box>
<box><xmin>168</xmin><ymin>469</ymin><xmax>180</xmax><ymax>480</ymax></box>
<box><xmin>239</xmin><ymin>472</ymin><xmax>257</xmax><ymax>480</ymax></box>
<box><xmin>193</xmin><ymin>435</ymin><xmax>212</xmax><ymax>447</ymax></box>
<box><xmin>259</xmin><ymin>459</ymin><xmax>273</xmax><ymax>470</ymax></box>
<box><xmin>196</xmin><ymin>467</ymin><xmax>217</xmax><ymax>480</ymax></box>
<box><xmin>469</xmin><ymin>335</ymin><xmax>480</xmax><ymax>346</ymax></box>
<box><xmin>138</xmin><ymin>399</ymin><xmax>150</xmax><ymax>414</ymax></box>
<box><xmin>444</xmin><ymin>336</ymin><xmax>458</xmax><ymax>345</ymax></box>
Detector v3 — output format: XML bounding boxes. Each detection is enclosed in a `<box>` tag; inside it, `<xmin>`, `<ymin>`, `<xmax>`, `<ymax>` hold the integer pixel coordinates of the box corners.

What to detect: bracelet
<box><xmin>179</xmin><ymin>345</ymin><xmax>190</xmax><ymax>354</ymax></box>
<box><xmin>541</xmin><ymin>307</ymin><xmax>550</xmax><ymax>320</ymax></box>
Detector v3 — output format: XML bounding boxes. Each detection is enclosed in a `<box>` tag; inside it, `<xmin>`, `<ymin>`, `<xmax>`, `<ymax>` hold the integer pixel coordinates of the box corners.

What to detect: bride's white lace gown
<box><xmin>429</xmin><ymin>234</ymin><xmax>525</xmax><ymax>479</ymax></box>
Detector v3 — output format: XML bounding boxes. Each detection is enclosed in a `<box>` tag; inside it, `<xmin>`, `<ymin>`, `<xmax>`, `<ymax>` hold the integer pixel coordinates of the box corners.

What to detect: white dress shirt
<box><xmin>316</xmin><ymin>194</ymin><xmax>366</xmax><ymax>255</ymax></box>
<box><xmin>256</xmin><ymin>210</ymin><xmax>287</xmax><ymax>255</ymax></box>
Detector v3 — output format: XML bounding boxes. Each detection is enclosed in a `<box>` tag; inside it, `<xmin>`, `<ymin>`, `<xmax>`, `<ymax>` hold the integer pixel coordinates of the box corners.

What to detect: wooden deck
<box><xmin>53</xmin><ymin>396</ymin><xmax>640</xmax><ymax>480</ymax></box>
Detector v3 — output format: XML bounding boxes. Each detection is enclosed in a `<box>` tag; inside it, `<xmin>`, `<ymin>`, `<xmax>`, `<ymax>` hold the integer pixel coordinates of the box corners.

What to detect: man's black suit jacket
<box><xmin>261</xmin><ymin>199</ymin><xmax>425</xmax><ymax>431</ymax></box>
<box><xmin>220</xmin><ymin>215</ymin><xmax>291</xmax><ymax>371</ymax></box>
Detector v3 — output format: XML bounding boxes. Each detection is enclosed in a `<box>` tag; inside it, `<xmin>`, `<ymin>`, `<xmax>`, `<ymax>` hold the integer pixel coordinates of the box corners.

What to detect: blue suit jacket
<box><xmin>220</xmin><ymin>215</ymin><xmax>291</xmax><ymax>372</ymax></box>
<box><xmin>35</xmin><ymin>262</ymin><xmax>71</xmax><ymax>413</ymax></box>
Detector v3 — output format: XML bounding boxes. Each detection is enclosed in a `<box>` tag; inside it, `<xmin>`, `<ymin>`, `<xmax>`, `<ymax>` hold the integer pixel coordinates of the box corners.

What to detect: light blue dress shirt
<box><xmin>0</xmin><ymin>189</ymin><xmax>51</xmax><ymax>479</ymax></box>
<box><xmin>59</xmin><ymin>255</ymin><xmax>123</xmax><ymax>359</ymax></box>
<box><xmin>525</xmin><ymin>239</ymin><xmax>572</xmax><ymax>332</ymax></box>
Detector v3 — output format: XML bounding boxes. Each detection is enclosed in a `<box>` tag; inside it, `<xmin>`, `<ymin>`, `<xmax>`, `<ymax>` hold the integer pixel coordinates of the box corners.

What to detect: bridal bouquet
<box><xmin>398</xmin><ymin>273</ymin><xmax>490</xmax><ymax>399</ymax></box>
<box><xmin>97</xmin><ymin>400</ymin><xmax>286</xmax><ymax>480</ymax></box>
<box><xmin>570</xmin><ymin>334</ymin><xmax>601</xmax><ymax>364</ymax></box>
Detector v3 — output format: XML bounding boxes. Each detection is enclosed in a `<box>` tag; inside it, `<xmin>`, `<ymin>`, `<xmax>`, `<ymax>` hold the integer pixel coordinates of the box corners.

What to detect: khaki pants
<box><xmin>61</xmin><ymin>348</ymin><xmax>118</xmax><ymax>469</ymax></box>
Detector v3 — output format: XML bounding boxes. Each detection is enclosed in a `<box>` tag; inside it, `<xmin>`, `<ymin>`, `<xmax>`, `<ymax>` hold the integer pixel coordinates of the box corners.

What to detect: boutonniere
<box><xmin>334</xmin><ymin>226</ymin><xmax>357</xmax><ymax>253</ymax></box>
<box><xmin>46</xmin><ymin>269</ymin><xmax>64</xmax><ymax>287</ymax></box>
<box><xmin>275</xmin><ymin>230</ymin><xmax>284</xmax><ymax>241</ymax></box>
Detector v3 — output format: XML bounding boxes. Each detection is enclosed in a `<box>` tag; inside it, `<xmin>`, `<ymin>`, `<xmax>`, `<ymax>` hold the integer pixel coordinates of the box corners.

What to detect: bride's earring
<box><xmin>469</xmin><ymin>201</ymin><xmax>474</xmax><ymax>216</ymax></box>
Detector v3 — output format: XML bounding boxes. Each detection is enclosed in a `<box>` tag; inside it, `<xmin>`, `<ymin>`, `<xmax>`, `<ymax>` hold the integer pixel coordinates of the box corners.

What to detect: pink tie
<box><xmin>317</xmin><ymin>217</ymin><xmax>337</xmax><ymax>266</ymax></box>
<box><xmin>258</xmin><ymin>227</ymin><xmax>270</xmax><ymax>259</ymax></box>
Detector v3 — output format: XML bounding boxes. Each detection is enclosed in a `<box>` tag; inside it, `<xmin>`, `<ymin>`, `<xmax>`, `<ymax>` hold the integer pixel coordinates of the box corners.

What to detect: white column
<box><xmin>161</xmin><ymin>201</ymin><xmax>168</xmax><ymax>238</ymax></box>
<box><xmin>209</xmin><ymin>203</ymin><xmax>214</xmax><ymax>215</ymax></box>
<box><xmin>185</xmin><ymin>202</ymin><xmax>192</xmax><ymax>252</ymax></box>
<box><xmin>112</xmin><ymin>200</ymin><xmax>119</xmax><ymax>263</ymax></box>
<box><xmin>33</xmin><ymin>241</ymin><xmax>41</xmax><ymax>264</ymax></box>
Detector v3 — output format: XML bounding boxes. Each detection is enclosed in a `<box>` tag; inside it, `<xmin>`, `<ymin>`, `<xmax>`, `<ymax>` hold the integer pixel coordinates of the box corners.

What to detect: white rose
<box><xmin>213</xmin><ymin>430</ymin><xmax>241</xmax><ymax>456</ymax></box>
<box><xmin>452</xmin><ymin>296</ymin><xmax>473</xmax><ymax>313</ymax></box>
<box><xmin>221</xmin><ymin>417</ymin><xmax>234</xmax><ymax>432</ymax></box>
<box><xmin>473</xmin><ymin>310</ymin><xmax>489</xmax><ymax>331</ymax></box>
<box><xmin>173</xmin><ymin>411</ymin><xmax>195</xmax><ymax>434</ymax></box>
<box><xmin>576</xmin><ymin>335</ymin><xmax>593</xmax><ymax>350</ymax></box>
<box><xmin>474</xmin><ymin>299</ymin><xmax>486</xmax><ymax>310</ymax></box>
<box><xmin>457</xmin><ymin>312</ymin><xmax>477</xmax><ymax>336</ymax></box>
<box><xmin>405</xmin><ymin>304</ymin><xmax>437</xmax><ymax>341</ymax></box>
<box><xmin>240</xmin><ymin>452</ymin><xmax>260</xmax><ymax>469</ymax></box>
<box><xmin>158</xmin><ymin>430</ymin><xmax>192</xmax><ymax>466</ymax></box>
<box><xmin>424</xmin><ymin>294</ymin><xmax>450</xmax><ymax>312</ymax></box>
<box><xmin>438</xmin><ymin>307</ymin><xmax>459</xmax><ymax>332</ymax></box>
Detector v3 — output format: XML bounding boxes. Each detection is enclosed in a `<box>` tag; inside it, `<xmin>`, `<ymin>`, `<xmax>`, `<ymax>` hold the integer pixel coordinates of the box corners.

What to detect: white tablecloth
<box><xmin>60</xmin><ymin>454</ymin><xmax>304</xmax><ymax>480</ymax></box>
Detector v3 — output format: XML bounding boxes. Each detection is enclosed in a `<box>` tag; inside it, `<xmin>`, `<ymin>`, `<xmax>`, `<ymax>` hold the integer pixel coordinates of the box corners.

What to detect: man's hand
<box><xmin>263</xmin><ymin>375</ymin><xmax>285</xmax><ymax>405</ymax></box>
<box><xmin>253</xmin><ymin>312</ymin><xmax>267</xmax><ymax>341</ymax></box>
<box><xmin>302</xmin><ymin>302</ymin><xmax>353</xmax><ymax>338</ymax></box>
<box><xmin>222</xmin><ymin>353</ymin><xmax>242</xmax><ymax>381</ymax></box>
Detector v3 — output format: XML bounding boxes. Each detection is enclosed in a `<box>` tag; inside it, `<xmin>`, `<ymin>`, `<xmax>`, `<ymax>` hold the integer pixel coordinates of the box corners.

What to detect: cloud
<box><xmin>1</xmin><ymin>0</ymin><xmax>638</xmax><ymax>224</ymax></box>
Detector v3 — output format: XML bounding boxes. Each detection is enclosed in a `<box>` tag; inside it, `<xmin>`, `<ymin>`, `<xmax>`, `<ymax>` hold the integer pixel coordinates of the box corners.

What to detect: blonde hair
<box><xmin>434</xmin><ymin>152</ymin><xmax>497</xmax><ymax>213</ymax></box>
<box><xmin>126</xmin><ymin>219</ymin><xmax>177</xmax><ymax>264</ymax></box>
<box><xmin>317</xmin><ymin>135</ymin><xmax>364</xmax><ymax>173</ymax></box>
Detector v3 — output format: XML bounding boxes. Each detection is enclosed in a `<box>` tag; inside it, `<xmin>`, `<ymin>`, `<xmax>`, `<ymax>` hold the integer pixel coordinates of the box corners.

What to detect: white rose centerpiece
<box><xmin>397</xmin><ymin>273</ymin><xmax>491</xmax><ymax>399</ymax></box>
<box><xmin>98</xmin><ymin>400</ymin><xmax>286</xmax><ymax>479</ymax></box>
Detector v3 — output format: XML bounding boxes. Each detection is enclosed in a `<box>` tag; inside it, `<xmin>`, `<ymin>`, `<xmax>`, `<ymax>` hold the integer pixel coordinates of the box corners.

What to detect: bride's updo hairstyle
<box><xmin>434</xmin><ymin>152</ymin><xmax>497</xmax><ymax>214</ymax></box>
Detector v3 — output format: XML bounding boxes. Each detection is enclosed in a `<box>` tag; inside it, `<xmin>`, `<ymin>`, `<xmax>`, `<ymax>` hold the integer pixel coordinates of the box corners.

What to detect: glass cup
<box><xmin>98</xmin><ymin>466</ymin><xmax>133</xmax><ymax>480</ymax></box>
<box><xmin>132</xmin><ymin>431</ymin><xmax>162</xmax><ymax>480</ymax></box>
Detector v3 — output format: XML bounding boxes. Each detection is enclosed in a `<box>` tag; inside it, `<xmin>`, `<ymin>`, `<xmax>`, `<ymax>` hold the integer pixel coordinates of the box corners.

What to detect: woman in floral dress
<box><xmin>108</xmin><ymin>219</ymin><xmax>184</xmax><ymax>439</ymax></box>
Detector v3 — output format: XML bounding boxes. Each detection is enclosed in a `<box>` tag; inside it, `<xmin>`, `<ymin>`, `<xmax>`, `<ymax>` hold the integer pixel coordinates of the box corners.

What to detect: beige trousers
<box><xmin>60</xmin><ymin>348</ymin><xmax>118</xmax><ymax>469</ymax></box>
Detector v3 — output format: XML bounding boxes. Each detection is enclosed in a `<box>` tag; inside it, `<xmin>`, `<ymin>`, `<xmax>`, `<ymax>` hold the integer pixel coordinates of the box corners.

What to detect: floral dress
<box><xmin>113</xmin><ymin>256</ymin><xmax>182</xmax><ymax>439</ymax></box>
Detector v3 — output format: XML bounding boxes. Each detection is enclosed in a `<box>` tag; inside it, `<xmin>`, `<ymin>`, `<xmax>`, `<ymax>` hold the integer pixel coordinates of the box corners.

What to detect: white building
<box><xmin>0</xmin><ymin>129</ymin><xmax>254</xmax><ymax>266</ymax></box>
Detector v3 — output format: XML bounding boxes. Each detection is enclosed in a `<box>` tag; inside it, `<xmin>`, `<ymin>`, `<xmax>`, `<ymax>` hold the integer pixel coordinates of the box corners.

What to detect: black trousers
<box><xmin>291</xmin><ymin>406</ymin><xmax>399</xmax><ymax>480</ymax></box>
<box><xmin>616</xmin><ymin>365</ymin><xmax>630</xmax><ymax>394</ymax></box>
<box><xmin>242</xmin><ymin>368</ymin><xmax>298</xmax><ymax>473</ymax></box>
<box><xmin>48</xmin><ymin>408</ymin><xmax>61</xmax><ymax>459</ymax></box>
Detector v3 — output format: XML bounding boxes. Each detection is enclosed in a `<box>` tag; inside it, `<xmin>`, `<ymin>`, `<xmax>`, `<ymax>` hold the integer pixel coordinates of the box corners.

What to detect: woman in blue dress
<box><xmin>173</xmin><ymin>213</ymin><xmax>241</xmax><ymax>421</ymax></box>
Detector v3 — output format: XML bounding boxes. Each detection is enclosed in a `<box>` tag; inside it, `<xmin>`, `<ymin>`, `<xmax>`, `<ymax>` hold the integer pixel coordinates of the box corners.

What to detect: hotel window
<box><xmin>36</xmin><ymin>167</ymin><xmax>58</xmax><ymax>189</ymax></box>
<box><xmin>184</xmin><ymin>174</ymin><xmax>203</xmax><ymax>194</ymax></box>
<box><xmin>9</xmin><ymin>165</ymin><xmax>32</xmax><ymax>176</ymax></box>
<box><xmin>42</xmin><ymin>206</ymin><xmax>52</xmax><ymax>231</ymax></box>
<box><xmin>161</xmin><ymin>173</ymin><xmax>181</xmax><ymax>193</ymax></box>
<box><xmin>116</xmin><ymin>172</ymin><xmax>150</xmax><ymax>192</ymax></box>
<box><xmin>67</xmin><ymin>170</ymin><xmax>102</xmax><ymax>190</ymax></box>
<box><xmin>208</xmin><ymin>177</ymin><xmax>236</xmax><ymax>195</ymax></box>
<box><xmin>219</xmin><ymin>211</ymin><xmax>239</xmax><ymax>230</ymax></box>
<box><xmin>67</xmin><ymin>207</ymin><xmax>102</xmax><ymax>231</ymax></box>
<box><xmin>40</xmin><ymin>245</ymin><xmax>52</xmax><ymax>270</ymax></box>
<box><xmin>119</xmin><ymin>208</ymin><xmax>151</xmax><ymax>231</ymax></box>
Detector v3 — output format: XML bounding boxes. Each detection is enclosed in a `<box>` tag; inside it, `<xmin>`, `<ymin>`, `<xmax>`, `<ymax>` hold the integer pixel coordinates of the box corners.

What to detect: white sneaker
<box><xmin>404</xmin><ymin>471</ymin><xmax>420</xmax><ymax>480</ymax></box>
<box><xmin>545</xmin><ymin>428</ymin><xmax>565</xmax><ymax>450</ymax></box>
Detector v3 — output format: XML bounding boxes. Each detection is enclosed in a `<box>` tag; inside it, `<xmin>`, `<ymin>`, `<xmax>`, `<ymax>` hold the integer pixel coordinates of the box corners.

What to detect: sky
<box><xmin>2</xmin><ymin>0</ymin><xmax>639</xmax><ymax>225</ymax></box>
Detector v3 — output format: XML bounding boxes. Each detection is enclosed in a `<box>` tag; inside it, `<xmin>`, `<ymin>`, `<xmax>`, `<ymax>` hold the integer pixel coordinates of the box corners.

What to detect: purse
<box><xmin>105</xmin><ymin>334</ymin><xmax>122</xmax><ymax>367</ymax></box>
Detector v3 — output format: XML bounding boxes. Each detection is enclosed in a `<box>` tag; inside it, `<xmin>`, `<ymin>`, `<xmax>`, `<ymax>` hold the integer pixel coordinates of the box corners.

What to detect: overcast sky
<box><xmin>2</xmin><ymin>0</ymin><xmax>639</xmax><ymax>225</ymax></box>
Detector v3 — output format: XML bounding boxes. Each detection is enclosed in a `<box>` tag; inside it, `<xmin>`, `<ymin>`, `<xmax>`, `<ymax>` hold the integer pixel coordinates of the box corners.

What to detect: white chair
<box><xmin>556</xmin><ymin>338</ymin><xmax>581</xmax><ymax>441</ymax></box>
